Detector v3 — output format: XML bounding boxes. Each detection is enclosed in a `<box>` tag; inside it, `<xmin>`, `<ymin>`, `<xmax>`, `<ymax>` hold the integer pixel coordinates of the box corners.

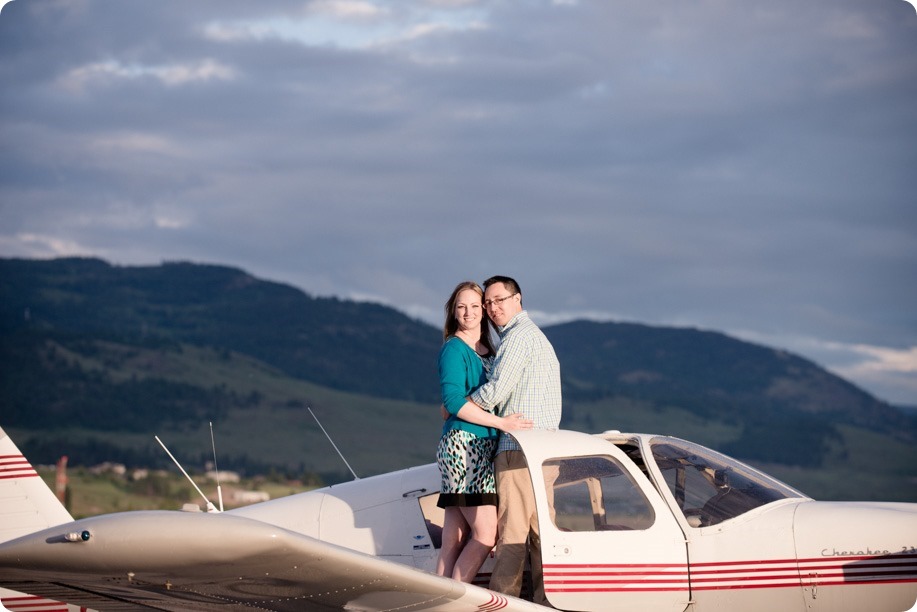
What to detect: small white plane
<box><xmin>1</xmin><ymin>424</ymin><xmax>916</xmax><ymax>612</ymax></box>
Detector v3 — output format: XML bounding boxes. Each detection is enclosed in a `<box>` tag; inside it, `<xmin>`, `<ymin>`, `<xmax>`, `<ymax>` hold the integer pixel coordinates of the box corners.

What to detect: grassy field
<box><xmin>17</xmin><ymin>340</ymin><xmax>916</xmax><ymax>506</ymax></box>
<box><xmin>759</xmin><ymin>425</ymin><xmax>917</xmax><ymax>502</ymax></box>
<box><xmin>21</xmin><ymin>341</ymin><xmax>443</xmax><ymax>478</ymax></box>
<box><xmin>39</xmin><ymin>466</ymin><xmax>315</xmax><ymax>519</ymax></box>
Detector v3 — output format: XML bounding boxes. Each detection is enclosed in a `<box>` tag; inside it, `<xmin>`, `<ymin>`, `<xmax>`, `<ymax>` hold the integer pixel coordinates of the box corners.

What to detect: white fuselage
<box><xmin>229</xmin><ymin>430</ymin><xmax>917</xmax><ymax>612</ymax></box>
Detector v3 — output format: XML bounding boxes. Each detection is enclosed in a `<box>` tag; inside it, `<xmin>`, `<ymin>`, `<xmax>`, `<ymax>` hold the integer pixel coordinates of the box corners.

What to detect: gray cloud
<box><xmin>1</xmin><ymin>0</ymin><xmax>915</xmax><ymax>404</ymax></box>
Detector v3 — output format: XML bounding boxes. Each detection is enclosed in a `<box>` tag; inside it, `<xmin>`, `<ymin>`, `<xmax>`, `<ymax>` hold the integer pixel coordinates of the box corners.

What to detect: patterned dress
<box><xmin>436</xmin><ymin>428</ymin><xmax>497</xmax><ymax>507</ymax></box>
<box><xmin>436</xmin><ymin>337</ymin><xmax>498</xmax><ymax>508</ymax></box>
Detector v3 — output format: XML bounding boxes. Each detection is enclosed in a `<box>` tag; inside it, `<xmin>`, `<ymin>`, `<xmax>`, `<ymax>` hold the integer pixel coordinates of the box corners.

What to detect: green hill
<box><xmin>1</xmin><ymin>257</ymin><xmax>914</xmax><ymax>501</ymax></box>
<box><xmin>5</xmin><ymin>339</ymin><xmax>439</xmax><ymax>482</ymax></box>
<box><xmin>0</xmin><ymin>257</ymin><xmax>441</xmax><ymax>402</ymax></box>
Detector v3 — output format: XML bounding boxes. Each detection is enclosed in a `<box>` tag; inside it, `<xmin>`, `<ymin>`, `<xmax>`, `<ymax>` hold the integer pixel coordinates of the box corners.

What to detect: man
<box><xmin>455</xmin><ymin>275</ymin><xmax>562</xmax><ymax>605</ymax></box>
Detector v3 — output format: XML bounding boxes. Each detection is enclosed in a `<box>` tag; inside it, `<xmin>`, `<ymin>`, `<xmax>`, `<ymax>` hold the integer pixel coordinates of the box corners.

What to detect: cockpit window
<box><xmin>650</xmin><ymin>437</ymin><xmax>806</xmax><ymax>527</ymax></box>
<box><xmin>544</xmin><ymin>455</ymin><xmax>655</xmax><ymax>532</ymax></box>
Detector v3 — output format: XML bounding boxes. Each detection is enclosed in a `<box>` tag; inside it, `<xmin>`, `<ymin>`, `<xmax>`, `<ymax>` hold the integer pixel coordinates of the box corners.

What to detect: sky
<box><xmin>1</xmin><ymin>0</ymin><xmax>915</xmax><ymax>406</ymax></box>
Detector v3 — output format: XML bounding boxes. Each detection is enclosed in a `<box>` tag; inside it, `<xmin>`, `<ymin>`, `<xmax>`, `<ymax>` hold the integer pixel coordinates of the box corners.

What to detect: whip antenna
<box><xmin>155</xmin><ymin>435</ymin><xmax>219</xmax><ymax>512</ymax></box>
<box><xmin>209</xmin><ymin>422</ymin><xmax>224</xmax><ymax>512</ymax></box>
<box><xmin>308</xmin><ymin>406</ymin><xmax>359</xmax><ymax>480</ymax></box>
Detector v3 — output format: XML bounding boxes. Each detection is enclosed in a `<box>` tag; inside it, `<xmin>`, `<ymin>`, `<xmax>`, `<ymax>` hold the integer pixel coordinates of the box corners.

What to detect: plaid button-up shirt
<box><xmin>470</xmin><ymin>310</ymin><xmax>562</xmax><ymax>454</ymax></box>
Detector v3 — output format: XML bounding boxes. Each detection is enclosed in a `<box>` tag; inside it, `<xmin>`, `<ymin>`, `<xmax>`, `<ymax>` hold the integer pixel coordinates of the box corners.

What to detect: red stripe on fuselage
<box><xmin>544</xmin><ymin>555</ymin><xmax>917</xmax><ymax>594</ymax></box>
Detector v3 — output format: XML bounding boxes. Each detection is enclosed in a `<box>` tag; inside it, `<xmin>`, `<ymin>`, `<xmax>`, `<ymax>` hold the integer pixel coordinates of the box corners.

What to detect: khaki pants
<box><xmin>489</xmin><ymin>450</ymin><xmax>548</xmax><ymax>605</ymax></box>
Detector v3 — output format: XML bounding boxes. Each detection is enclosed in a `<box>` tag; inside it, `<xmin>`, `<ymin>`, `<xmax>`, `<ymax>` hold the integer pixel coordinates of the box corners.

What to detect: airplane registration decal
<box><xmin>0</xmin><ymin>456</ymin><xmax>37</xmax><ymax>480</ymax></box>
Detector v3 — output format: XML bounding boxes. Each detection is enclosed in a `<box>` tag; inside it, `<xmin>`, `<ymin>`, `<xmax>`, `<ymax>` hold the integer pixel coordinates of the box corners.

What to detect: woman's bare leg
<box><xmin>436</xmin><ymin>506</ymin><xmax>469</xmax><ymax>577</ymax></box>
<box><xmin>451</xmin><ymin>504</ymin><xmax>497</xmax><ymax>583</ymax></box>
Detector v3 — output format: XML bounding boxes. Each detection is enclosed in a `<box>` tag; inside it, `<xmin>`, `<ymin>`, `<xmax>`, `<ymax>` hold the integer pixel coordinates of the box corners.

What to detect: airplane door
<box><xmin>512</xmin><ymin>430</ymin><xmax>690</xmax><ymax>612</ymax></box>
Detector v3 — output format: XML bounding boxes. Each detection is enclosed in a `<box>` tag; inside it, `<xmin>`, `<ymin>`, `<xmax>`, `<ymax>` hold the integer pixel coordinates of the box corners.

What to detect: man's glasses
<box><xmin>484</xmin><ymin>293</ymin><xmax>518</xmax><ymax>308</ymax></box>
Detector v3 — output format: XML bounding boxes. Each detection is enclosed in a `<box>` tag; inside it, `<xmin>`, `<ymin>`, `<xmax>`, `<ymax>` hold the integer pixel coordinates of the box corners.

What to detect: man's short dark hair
<box><xmin>483</xmin><ymin>275</ymin><xmax>521</xmax><ymax>296</ymax></box>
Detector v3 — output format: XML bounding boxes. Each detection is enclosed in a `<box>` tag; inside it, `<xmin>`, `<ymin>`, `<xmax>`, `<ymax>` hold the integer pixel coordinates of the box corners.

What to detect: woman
<box><xmin>435</xmin><ymin>281</ymin><xmax>532</xmax><ymax>583</ymax></box>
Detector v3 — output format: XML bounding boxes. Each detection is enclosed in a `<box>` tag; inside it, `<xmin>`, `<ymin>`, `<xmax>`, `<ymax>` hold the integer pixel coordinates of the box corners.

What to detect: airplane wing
<box><xmin>0</xmin><ymin>509</ymin><xmax>549</xmax><ymax>611</ymax></box>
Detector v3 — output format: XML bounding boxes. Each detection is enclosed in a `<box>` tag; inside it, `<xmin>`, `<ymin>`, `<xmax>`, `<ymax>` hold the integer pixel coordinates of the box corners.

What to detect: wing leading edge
<box><xmin>0</xmin><ymin>509</ymin><xmax>548</xmax><ymax>611</ymax></box>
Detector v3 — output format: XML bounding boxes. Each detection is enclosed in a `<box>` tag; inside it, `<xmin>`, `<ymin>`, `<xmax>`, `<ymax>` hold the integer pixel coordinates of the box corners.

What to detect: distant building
<box><xmin>89</xmin><ymin>462</ymin><xmax>126</xmax><ymax>476</ymax></box>
<box><xmin>206</xmin><ymin>470</ymin><xmax>240</xmax><ymax>483</ymax></box>
<box><xmin>232</xmin><ymin>490</ymin><xmax>270</xmax><ymax>504</ymax></box>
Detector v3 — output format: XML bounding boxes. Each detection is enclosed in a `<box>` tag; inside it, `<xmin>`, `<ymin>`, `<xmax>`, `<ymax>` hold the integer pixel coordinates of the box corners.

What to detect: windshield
<box><xmin>650</xmin><ymin>437</ymin><xmax>807</xmax><ymax>527</ymax></box>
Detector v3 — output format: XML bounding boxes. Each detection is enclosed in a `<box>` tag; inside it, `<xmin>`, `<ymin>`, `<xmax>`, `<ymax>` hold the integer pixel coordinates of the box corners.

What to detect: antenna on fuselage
<box><xmin>307</xmin><ymin>406</ymin><xmax>359</xmax><ymax>480</ymax></box>
<box><xmin>155</xmin><ymin>435</ymin><xmax>220</xmax><ymax>513</ymax></box>
<box><xmin>209</xmin><ymin>422</ymin><xmax>224</xmax><ymax>512</ymax></box>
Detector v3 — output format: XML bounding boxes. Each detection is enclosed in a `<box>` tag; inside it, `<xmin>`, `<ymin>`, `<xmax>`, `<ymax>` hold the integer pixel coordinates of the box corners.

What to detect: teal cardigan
<box><xmin>438</xmin><ymin>336</ymin><xmax>498</xmax><ymax>440</ymax></box>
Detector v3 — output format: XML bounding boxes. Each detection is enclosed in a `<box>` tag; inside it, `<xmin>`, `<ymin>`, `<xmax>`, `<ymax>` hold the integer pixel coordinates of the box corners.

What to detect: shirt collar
<box><xmin>497</xmin><ymin>310</ymin><xmax>527</xmax><ymax>337</ymax></box>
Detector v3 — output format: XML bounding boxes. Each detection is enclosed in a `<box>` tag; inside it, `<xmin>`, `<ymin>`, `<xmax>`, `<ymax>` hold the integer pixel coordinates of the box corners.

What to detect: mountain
<box><xmin>1</xmin><ymin>257</ymin><xmax>914</xmax><ymax>501</ymax></box>
<box><xmin>0</xmin><ymin>257</ymin><xmax>441</xmax><ymax>402</ymax></box>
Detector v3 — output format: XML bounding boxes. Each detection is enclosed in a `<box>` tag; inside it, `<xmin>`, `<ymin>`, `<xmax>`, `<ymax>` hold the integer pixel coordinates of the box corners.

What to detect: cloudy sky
<box><xmin>1</xmin><ymin>0</ymin><xmax>915</xmax><ymax>405</ymax></box>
